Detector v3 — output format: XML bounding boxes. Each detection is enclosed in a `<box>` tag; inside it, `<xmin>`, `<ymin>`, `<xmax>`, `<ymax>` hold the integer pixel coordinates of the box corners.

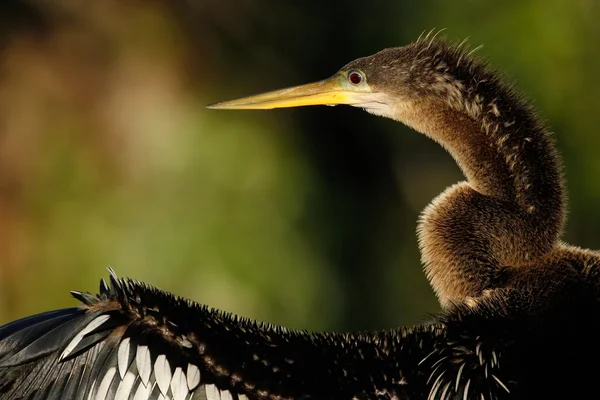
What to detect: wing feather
<box><xmin>0</xmin><ymin>273</ymin><xmax>444</xmax><ymax>400</ymax></box>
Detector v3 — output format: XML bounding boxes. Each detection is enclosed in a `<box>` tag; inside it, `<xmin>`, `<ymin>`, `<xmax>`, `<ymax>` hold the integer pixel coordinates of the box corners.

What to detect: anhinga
<box><xmin>1</xmin><ymin>34</ymin><xmax>600</xmax><ymax>400</ymax></box>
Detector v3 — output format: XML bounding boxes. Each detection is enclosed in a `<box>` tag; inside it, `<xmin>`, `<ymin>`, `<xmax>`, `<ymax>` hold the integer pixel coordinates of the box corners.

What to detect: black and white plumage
<box><xmin>0</xmin><ymin>270</ymin><xmax>452</xmax><ymax>400</ymax></box>
<box><xmin>2</xmin><ymin>267</ymin><xmax>600</xmax><ymax>399</ymax></box>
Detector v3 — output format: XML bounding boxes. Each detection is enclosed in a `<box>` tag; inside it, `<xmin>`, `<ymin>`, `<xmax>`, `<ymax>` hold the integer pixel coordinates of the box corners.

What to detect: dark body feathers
<box><xmin>0</xmin><ymin>273</ymin><xmax>444</xmax><ymax>400</ymax></box>
<box><xmin>2</xmin><ymin>269</ymin><xmax>600</xmax><ymax>399</ymax></box>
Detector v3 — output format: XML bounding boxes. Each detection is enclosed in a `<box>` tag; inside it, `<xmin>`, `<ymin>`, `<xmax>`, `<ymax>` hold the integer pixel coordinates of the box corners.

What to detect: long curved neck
<box><xmin>388</xmin><ymin>66</ymin><xmax>566</xmax><ymax>306</ymax></box>
<box><xmin>405</xmin><ymin>97</ymin><xmax>564</xmax><ymax>226</ymax></box>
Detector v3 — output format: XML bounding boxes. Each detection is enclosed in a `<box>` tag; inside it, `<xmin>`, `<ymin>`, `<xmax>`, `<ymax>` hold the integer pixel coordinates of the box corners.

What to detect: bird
<box><xmin>1</xmin><ymin>32</ymin><xmax>600</xmax><ymax>399</ymax></box>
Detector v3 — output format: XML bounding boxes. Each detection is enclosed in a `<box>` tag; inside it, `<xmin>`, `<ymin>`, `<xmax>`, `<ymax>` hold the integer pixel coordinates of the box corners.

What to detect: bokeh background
<box><xmin>0</xmin><ymin>0</ymin><xmax>599</xmax><ymax>331</ymax></box>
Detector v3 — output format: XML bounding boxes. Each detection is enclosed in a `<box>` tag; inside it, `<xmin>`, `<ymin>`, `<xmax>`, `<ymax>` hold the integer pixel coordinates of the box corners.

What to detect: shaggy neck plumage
<box><xmin>389</xmin><ymin>39</ymin><xmax>567</xmax><ymax>305</ymax></box>
<box><xmin>402</xmin><ymin>39</ymin><xmax>565</xmax><ymax>230</ymax></box>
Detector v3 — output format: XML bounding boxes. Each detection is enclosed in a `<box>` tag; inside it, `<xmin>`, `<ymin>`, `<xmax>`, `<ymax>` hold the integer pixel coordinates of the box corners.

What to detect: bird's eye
<box><xmin>348</xmin><ymin>71</ymin><xmax>363</xmax><ymax>85</ymax></box>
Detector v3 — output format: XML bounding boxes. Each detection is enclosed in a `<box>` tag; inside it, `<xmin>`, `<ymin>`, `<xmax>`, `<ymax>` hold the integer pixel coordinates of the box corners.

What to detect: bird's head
<box><xmin>207</xmin><ymin>42</ymin><xmax>457</xmax><ymax>124</ymax></box>
<box><xmin>207</xmin><ymin>40</ymin><xmax>478</xmax><ymax>138</ymax></box>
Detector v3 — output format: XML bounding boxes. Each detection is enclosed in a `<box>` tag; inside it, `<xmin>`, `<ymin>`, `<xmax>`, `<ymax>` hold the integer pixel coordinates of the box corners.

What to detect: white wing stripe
<box><xmin>220</xmin><ymin>390</ymin><xmax>233</xmax><ymax>400</ymax></box>
<box><xmin>136</xmin><ymin>345</ymin><xmax>152</xmax><ymax>386</ymax></box>
<box><xmin>171</xmin><ymin>367</ymin><xmax>188</xmax><ymax>400</ymax></box>
<box><xmin>87</xmin><ymin>378</ymin><xmax>97</xmax><ymax>400</ymax></box>
<box><xmin>155</xmin><ymin>354</ymin><xmax>172</xmax><ymax>396</ymax></box>
<box><xmin>118</xmin><ymin>337</ymin><xmax>131</xmax><ymax>379</ymax></box>
<box><xmin>133</xmin><ymin>380</ymin><xmax>153</xmax><ymax>400</ymax></box>
<box><xmin>94</xmin><ymin>366</ymin><xmax>117</xmax><ymax>400</ymax></box>
<box><xmin>205</xmin><ymin>384</ymin><xmax>220</xmax><ymax>400</ymax></box>
<box><xmin>186</xmin><ymin>363</ymin><xmax>201</xmax><ymax>390</ymax></box>
<box><xmin>59</xmin><ymin>315</ymin><xmax>111</xmax><ymax>361</ymax></box>
<box><xmin>115</xmin><ymin>371</ymin><xmax>136</xmax><ymax>400</ymax></box>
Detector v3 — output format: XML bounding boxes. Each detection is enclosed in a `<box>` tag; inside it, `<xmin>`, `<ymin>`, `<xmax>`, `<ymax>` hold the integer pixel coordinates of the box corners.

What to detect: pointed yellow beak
<box><xmin>207</xmin><ymin>73</ymin><xmax>373</xmax><ymax>110</ymax></box>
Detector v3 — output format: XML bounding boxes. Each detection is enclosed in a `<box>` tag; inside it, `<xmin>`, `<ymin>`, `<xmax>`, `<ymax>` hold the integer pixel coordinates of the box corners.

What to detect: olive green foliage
<box><xmin>0</xmin><ymin>1</ymin><xmax>598</xmax><ymax>331</ymax></box>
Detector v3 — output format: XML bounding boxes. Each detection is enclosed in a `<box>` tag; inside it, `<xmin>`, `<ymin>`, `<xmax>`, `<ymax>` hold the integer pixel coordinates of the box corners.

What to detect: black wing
<box><xmin>0</xmin><ymin>278</ymin><xmax>227</xmax><ymax>400</ymax></box>
<box><xmin>0</xmin><ymin>270</ymin><xmax>452</xmax><ymax>400</ymax></box>
<box><xmin>3</xmin><ymin>269</ymin><xmax>600</xmax><ymax>400</ymax></box>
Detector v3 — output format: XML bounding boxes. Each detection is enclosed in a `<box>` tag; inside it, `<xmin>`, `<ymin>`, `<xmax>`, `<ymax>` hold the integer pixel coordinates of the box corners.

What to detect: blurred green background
<box><xmin>0</xmin><ymin>0</ymin><xmax>599</xmax><ymax>331</ymax></box>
